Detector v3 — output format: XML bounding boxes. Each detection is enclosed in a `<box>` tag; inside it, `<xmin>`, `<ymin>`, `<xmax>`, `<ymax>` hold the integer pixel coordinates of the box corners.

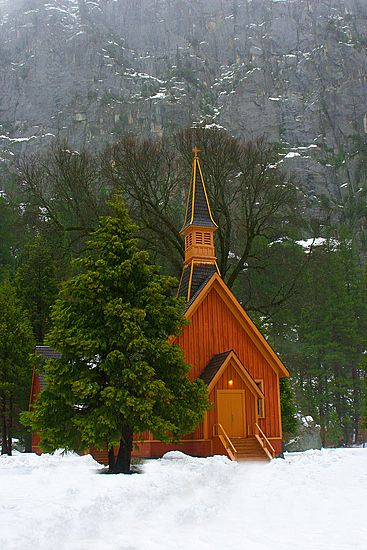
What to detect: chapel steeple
<box><xmin>177</xmin><ymin>147</ymin><xmax>220</xmax><ymax>302</ymax></box>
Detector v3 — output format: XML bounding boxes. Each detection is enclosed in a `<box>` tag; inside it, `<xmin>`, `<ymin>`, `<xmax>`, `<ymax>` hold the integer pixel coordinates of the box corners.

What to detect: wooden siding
<box><xmin>174</xmin><ymin>287</ymin><xmax>281</xmax><ymax>438</ymax></box>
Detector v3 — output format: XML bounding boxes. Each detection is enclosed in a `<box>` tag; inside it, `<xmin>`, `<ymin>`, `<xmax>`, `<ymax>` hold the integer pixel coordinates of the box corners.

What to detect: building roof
<box><xmin>200</xmin><ymin>349</ymin><xmax>265</xmax><ymax>397</ymax></box>
<box><xmin>35</xmin><ymin>345</ymin><xmax>61</xmax><ymax>360</ymax></box>
<box><xmin>181</xmin><ymin>151</ymin><xmax>217</xmax><ymax>231</ymax></box>
<box><xmin>200</xmin><ymin>350</ymin><xmax>232</xmax><ymax>385</ymax></box>
<box><xmin>178</xmin><ymin>262</ymin><xmax>218</xmax><ymax>304</ymax></box>
<box><xmin>35</xmin><ymin>346</ymin><xmax>61</xmax><ymax>390</ymax></box>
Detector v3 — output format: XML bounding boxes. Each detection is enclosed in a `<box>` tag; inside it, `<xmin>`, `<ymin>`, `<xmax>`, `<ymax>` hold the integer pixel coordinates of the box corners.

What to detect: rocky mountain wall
<box><xmin>0</xmin><ymin>0</ymin><xmax>366</xmax><ymax>198</ymax></box>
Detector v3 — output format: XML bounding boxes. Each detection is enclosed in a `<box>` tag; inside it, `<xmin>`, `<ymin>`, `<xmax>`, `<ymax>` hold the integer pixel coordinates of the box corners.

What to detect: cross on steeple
<box><xmin>192</xmin><ymin>145</ymin><xmax>200</xmax><ymax>158</ymax></box>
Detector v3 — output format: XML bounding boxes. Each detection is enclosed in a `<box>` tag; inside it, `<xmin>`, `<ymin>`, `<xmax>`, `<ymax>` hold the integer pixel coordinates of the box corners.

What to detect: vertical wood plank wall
<box><xmin>174</xmin><ymin>287</ymin><xmax>281</xmax><ymax>438</ymax></box>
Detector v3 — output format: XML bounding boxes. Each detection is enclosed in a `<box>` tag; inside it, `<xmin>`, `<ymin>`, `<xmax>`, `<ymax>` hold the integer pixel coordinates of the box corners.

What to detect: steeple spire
<box><xmin>181</xmin><ymin>146</ymin><xmax>218</xmax><ymax>232</ymax></box>
<box><xmin>178</xmin><ymin>147</ymin><xmax>220</xmax><ymax>302</ymax></box>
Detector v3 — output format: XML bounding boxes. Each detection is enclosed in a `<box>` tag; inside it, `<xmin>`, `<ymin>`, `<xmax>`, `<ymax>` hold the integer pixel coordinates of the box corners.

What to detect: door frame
<box><xmin>216</xmin><ymin>389</ymin><xmax>247</xmax><ymax>437</ymax></box>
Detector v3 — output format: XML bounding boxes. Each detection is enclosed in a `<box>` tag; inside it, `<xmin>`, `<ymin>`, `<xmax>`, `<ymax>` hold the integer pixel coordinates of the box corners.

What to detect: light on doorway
<box><xmin>228</xmin><ymin>379</ymin><xmax>233</xmax><ymax>386</ymax></box>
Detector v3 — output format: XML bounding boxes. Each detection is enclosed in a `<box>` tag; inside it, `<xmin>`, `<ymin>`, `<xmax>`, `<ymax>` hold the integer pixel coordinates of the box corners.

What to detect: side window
<box><xmin>255</xmin><ymin>380</ymin><xmax>264</xmax><ymax>418</ymax></box>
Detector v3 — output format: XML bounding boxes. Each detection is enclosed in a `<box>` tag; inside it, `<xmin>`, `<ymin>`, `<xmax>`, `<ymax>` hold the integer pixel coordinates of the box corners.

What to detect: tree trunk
<box><xmin>1</xmin><ymin>397</ymin><xmax>9</xmax><ymax>455</ymax></box>
<box><xmin>108</xmin><ymin>447</ymin><xmax>116</xmax><ymax>471</ymax></box>
<box><xmin>113</xmin><ymin>426</ymin><xmax>133</xmax><ymax>474</ymax></box>
<box><xmin>24</xmin><ymin>430</ymin><xmax>33</xmax><ymax>453</ymax></box>
<box><xmin>6</xmin><ymin>398</ymin><xmax>12</xmax><ymax>456</ymax></box>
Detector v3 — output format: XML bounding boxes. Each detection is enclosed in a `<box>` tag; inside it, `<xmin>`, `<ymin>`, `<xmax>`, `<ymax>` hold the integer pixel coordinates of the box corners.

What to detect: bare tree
<box><xmin>20</xmin><ymin>143</ymin><xmax>109</xmax><ymax>257</ymax></box>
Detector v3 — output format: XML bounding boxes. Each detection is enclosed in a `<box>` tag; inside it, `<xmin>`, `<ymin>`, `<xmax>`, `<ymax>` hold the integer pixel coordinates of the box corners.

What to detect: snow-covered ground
<box><xmin>1</xmin><ymin>448</ymin><xmax>366</xmax><ymax>550</ymax></box>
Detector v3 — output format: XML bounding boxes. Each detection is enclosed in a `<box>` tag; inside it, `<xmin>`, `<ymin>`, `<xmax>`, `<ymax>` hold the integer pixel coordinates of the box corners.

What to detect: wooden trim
<box><xmin>187</xmin><ymin>260</ymin><xmax>194</xmax><ymax>301</ymax></box>
<box><xmin>184</xmin><ymin>273</ymin><xmax>289</xmax><ymax>378</ymax></box>
<box><xmin>255</xmin><ymin>423</ymin><xmax>276</xmax><ymax>457</ymax></box>
<box><xmin>182</xmin><ymin>177</ymin><xmax>192</xmax><ymax>229</ymax></box>
<box><xmin>207</xmin><ymin>351</ymin><xmax>264</xmax><ymax>398</ymax></box>
<box><xmin>203</xmin><ymin>410</ymin><xmax>209</xmax><ymax>440</ymax></box>
<box><xmin>190</xmin><ymin>158</ymin><xmax>197</xmax><ymax>225</ymax></box>
<box><xmin>276</xmin><ymin>372</ymin><xmax>283</xmax><ymax>439</ymax></box>
<box><xmin>29</xmin><ymin>366</ymin><xmax>36</xmax><ymax>410</ymax></box>
<box><xmin>255</xmin><ymin>434</ymin><xmax>274</xmax><ymax>460</ymax></box>
<box><xmin>176</xmin><ymin>268</ymin><xmax>185</xmax><ymax>298</ymax></box>
<box><xmin>255</xmin><ymin>379</ymin><xmax>265</xmax><ymax>418</ymax></box>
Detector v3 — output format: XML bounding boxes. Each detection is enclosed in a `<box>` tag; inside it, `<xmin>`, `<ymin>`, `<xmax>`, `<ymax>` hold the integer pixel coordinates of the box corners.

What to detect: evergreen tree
<box><xmin>16</xmin><ymin>236</ymin><xmax>59</xmax><ymax>343</ymax></box>
<box><xmin>280</xmin><ymin>378</ymin><xmax>298</xmax><ymax>437</ymax></box>
<box><xmin>271</xmin><ymin>235</ymin><xmax>366</xmax><ymax>446</ymax></box>
<box><xmin>0</xmin><ymin>278</ymin><xmax>35</xmax><ymax>455</ymax></box>
<box><xmin>0</xmin><ymin>197</ymin><xmax>19</xmax><ymax>276</ymax></box>
<box><xmin>22</xmin><ymin>197</ymin><xmax>209</xmax><ymax>473</ymax></box>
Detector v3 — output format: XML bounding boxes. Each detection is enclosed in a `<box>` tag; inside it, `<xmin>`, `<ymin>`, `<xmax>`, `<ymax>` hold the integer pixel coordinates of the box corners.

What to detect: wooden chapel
<box><xmin>31</xmin><ymin>147</ymin><xmax>289</xmax><ymax>462</ymax></box>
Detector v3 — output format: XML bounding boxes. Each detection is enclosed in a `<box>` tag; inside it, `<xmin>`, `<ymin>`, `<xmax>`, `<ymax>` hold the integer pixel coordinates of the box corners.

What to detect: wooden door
<box><xmin>217</xmin><ymin>391</ymin><xmax>245</xmax><ymax>437</ymax></box>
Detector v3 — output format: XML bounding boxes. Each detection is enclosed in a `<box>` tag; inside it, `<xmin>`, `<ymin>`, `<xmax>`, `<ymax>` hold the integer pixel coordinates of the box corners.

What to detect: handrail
<box><xmin>213</xmin><ymin>423</ymin><xmax>237</xmax><ymax>456</ymax></box>
<box><xmin>254</xmin><ymin>435</ymin><xmax>273</xmax><ymax>461</ymax></box>
<box><xmin>255</xmin><ymin>423</ymin><xmax>276</xmax><ymax>458</ymax></box>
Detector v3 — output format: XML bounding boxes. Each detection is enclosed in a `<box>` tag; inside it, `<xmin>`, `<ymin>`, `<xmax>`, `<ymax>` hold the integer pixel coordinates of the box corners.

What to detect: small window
<box><xmin>196</xmin><ymin>232</ymin><xmax>203</xmax><ymax>244</ymax></box>
<box><xmin>185</xmin><ymin>234</ymin><xmax>193</xmax><ymax>248</ymax></box>
<box><xmin>255</xmin><ymin>380</ymin><xmax>264</xmax><ymax>418</ymax></box>
<box><xmin>204</xmin><ymin>233</ymin><xmax>211</xmax><ymax>245</ymax></box>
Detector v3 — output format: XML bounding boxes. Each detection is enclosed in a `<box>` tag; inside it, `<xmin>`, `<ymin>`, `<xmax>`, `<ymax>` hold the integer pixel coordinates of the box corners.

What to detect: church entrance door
<box><xmin>217</xmin><ymin>390</ymin><xmax>246</xmax><ymax>437</ymax></box>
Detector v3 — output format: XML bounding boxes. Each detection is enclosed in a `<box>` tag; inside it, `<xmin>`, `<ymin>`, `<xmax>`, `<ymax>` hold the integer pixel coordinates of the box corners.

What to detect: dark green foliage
<box><xmin>23</xmin><ymin>196</ymin><xmax>209</xmax><ymax>472</ymax></box>
<box><xmin>280</xmin><ymin>378</ymin><xmax>298</xmax><ymax>437</ymax></box>
<box><xmin>0</xmin><ymin>278</ymin><xmax>35</xmax><ymax>455</ymax></box>
<box><xmin>269</xmin><ymin>235</ymin><xmax>367</xmax><ymax>446</ymax></box>
<box><xmin>0</xmin><ymin>197</ymin><xmax>21</xmax><ymax>277</ymax></box>
<box><xmin>16</xmin><ymin>236</ymin><xmax>59</xmax><ymax>342</ymax></box>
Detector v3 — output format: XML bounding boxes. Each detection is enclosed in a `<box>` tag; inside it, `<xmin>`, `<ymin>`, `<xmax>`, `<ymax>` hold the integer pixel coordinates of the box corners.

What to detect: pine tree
<box><xmin>0</xmin><ymin>197</ymin><xmax>18</xmax><ymax>276</ymax></box>
<box><xmin>16</xmin><ymin>236</ymin><xmax>59</xmax><ymax>343</ymax></box>
<box><xmin>0</xmin><ymin>278</ymin><xmax>35</xmax><ymax>455</ymax></box>
<box><xmin>22</xmin><ymin>196</ymin><xmax>209</xmax><ymax>473</ymax></box>
<box><xmin>280</xmin><ymin>378</ymin><xmax>298</xmax><ymax>437</ymax></box>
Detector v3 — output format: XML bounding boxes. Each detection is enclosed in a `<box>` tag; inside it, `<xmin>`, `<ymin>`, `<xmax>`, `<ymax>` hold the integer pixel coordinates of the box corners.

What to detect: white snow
<box><xmin>1</xmin><ymin>448</ymin><xmax>367</xmax><ymax>549</ymax></box>
<box><xmin>296</xmin><ymin>237</ymin><xmax>326</xmax><ymax>249</ymax></box>
<box><xmin>284</xmin><ymin>151</ymin><xmax>302</xmax><ymax>158</ymax></box>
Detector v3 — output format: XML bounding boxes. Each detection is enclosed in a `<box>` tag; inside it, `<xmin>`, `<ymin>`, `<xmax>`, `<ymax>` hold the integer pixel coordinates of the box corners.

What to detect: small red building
<box><xmin>31</xmin><ymin>148</ymin><xmax>289</xmax><ymax>462</ymax></box>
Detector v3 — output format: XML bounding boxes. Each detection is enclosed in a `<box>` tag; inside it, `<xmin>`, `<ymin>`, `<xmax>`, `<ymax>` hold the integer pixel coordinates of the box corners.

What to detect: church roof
<box><xmin>35</xmin><ymin>346</ymin><xmax>61</xmax><ymax>389</ymax></box>
<box><xmin>200</xmin><ymin>350</ymin><xmax>232</xmax><ymax>385</ymax></box>
<box><xmin>35</xmin><ymin>345</ymin><xmax>61</xmax><ymax>360</ymax></box>
<box><xmin>181</xmin><ymin>148</ymin><xmax>217</xmax><ymax>232</ymax></box>
<box><xmin>200</xmin><ymin>349</ymin><xmax>265</xmax><ymax>396</ymax></box>
<box><xmin>178</xmin><ymin>263</ymin><xmax>218</xmax><ymax>304</ymax></box>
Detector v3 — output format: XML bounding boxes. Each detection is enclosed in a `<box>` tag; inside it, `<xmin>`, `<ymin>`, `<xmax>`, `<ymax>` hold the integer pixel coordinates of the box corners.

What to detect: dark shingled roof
<box><xmin>178</xmin><ymin>263</ymin><xmax>218</xmax><ymax>305</ymax></box>
<box><xmin>35</xmin><ymin>346</ymin><xmax>61</xmax><ymax>390</ymax></box>
<box><xmin>200</xmin><ymin>350</ymin><xmax>232</xmax><ymax>385</ymax></box>
<box><xmin>35</xmin><ymin>345</ymin><xmax>61</xmax><ymax>360</ymax></box>
<box><xmin>182</xmin><ymin>158</ymin><xmax>217</xmax><ymax>230</ymax></box>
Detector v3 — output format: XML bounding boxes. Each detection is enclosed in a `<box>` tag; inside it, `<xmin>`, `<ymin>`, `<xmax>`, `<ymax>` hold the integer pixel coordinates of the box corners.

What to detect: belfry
<box><xmin>178</xmin><ymin>146</ymin><xmax>220</xmax><ymax>302</ymax></box>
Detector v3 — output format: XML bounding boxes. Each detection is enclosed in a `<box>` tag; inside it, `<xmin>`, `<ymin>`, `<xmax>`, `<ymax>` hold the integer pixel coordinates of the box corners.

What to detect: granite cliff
<box><xmin>0</xmin><ymin>0</ymin><xmax>366</xmax><ymax>198</ymax></box>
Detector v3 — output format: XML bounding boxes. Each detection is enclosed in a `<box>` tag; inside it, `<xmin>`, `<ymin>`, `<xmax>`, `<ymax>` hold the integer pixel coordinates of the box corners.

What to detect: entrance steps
<box><xmin>230</xmin><ymin>436</ymin><xmax>271</xmax><ymax>462</ymax></box>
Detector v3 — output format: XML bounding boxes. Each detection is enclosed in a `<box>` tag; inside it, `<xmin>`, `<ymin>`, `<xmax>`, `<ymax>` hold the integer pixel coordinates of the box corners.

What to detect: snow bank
<box><xmin>0</xmin><ymin>448</ymin><xmax>366</xmax><ymax>549</ymax></box>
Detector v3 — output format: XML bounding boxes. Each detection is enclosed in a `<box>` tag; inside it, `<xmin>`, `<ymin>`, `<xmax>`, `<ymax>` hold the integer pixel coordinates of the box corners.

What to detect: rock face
<box><xmin>285</xmin><ymin>416</ymin><xmax>322</xmax><ymax>452</ymax></box>
<box><xmin>0</xmin><ymin>0</ymin><xmax>366</xmax><ymax>196</ymax></box>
